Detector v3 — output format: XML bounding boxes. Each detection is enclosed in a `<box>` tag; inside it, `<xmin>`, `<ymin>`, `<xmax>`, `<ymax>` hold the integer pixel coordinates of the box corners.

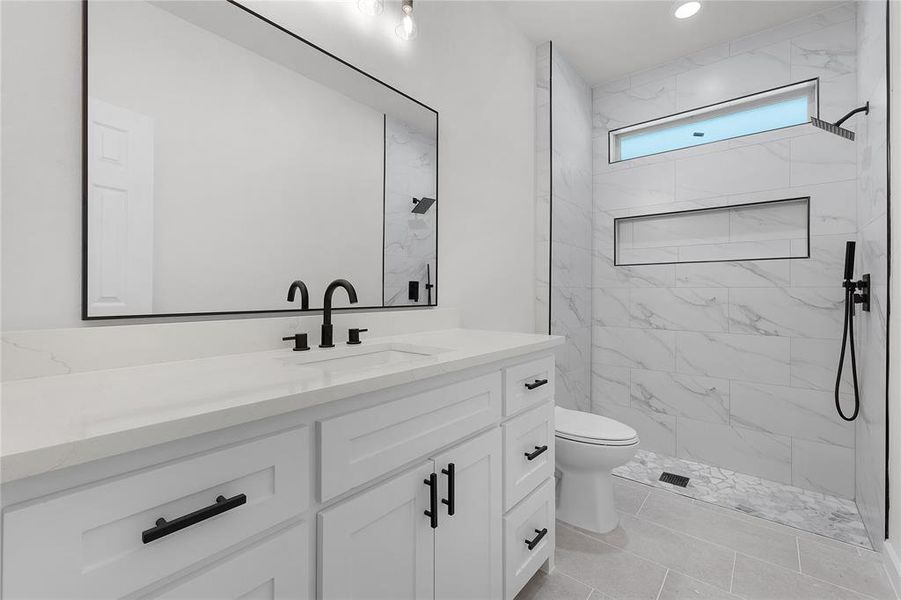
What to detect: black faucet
<box><xmin>320</xmin><ymin>279</ymin><xmax>358</xmax><ymax>348</ymax></box>
<box><xmin>286</xmin><ymin>280</ymin><xmax>310</xmax><ymax>309</ymax></box>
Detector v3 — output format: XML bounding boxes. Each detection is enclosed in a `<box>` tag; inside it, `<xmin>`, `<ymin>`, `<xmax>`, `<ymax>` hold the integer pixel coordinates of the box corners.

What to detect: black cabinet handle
<box><xmin>524</xmin><ymin>379</ymin><xmax>548</xmax><ymax>390</ymax></box>
<box><xmin>424</xmin><ymin>473</ymin><xmax>438</xmax><ymax>529</ymax></box>
<box><xmin>525</xmin><ymin>527</ymin><xmax>548</xmax><ymax>551</ymax></box>
<box><xmin>441</xmin><ymin>463</ymin><xmax>455</xmax><ymax>516</ymax></box>
<box><xmin>525</xmin><ymin>445</ymin><xmax>548</xmax><ymax>461</ymax></box>
<box><xmin>142</xmin><ymin>493</ymin><xmax>246</xmax><ymax>544</ymax></box>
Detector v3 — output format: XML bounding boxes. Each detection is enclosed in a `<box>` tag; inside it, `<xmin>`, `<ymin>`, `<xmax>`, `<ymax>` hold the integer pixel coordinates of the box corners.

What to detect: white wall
<box><xmin>1</xmin><ymin>0</ymin><xmax>537</xmax><ymax>331</ymax></box>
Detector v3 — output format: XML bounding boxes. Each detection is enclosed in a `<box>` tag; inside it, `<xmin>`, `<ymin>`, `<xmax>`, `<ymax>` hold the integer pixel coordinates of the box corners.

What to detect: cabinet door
<box><xmin>434</xmin><ymin>429</ymin><xmax>503</xmax><ymax>600</ymax></box>
<box><xmin>319</xmin><ymin>461</ymin><xmax>435</xmax><ymax>600</ymax></box>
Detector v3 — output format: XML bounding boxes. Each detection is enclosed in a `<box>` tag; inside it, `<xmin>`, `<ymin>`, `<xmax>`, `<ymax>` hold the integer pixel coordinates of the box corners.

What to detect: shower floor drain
<box><xmin>659</xmin><ymin>472</ymin><xmax>690</xmax><ymax>487</ymax></box>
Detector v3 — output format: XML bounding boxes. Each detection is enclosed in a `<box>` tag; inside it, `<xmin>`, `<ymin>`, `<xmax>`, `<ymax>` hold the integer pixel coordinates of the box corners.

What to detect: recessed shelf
<box><xmin>613</xmin><ymin>197</ymin><xmax>810</xmax><ymax>266</ymax></box>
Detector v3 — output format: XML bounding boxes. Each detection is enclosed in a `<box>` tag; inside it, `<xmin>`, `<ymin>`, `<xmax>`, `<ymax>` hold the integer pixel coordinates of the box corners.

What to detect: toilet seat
<box><xmin>554</xmin><ymin>406</ymin><xmax>639</xmax><ymax>447</ymax></box>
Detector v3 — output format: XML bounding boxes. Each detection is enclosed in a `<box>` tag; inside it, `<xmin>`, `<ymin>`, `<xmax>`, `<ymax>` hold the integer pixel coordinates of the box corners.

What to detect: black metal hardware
<box><xmin>659</xmin><ymin>472</ymin><xmax>690</xmax><ymax>487</ymax></box>
<box><xmin>286</xmin><ymin>280</ymin><xmax>309</xmax><ymax>309</ymax></box>
<box><xmin>425</xmin><ymin>264</ymin><xmax>434</xmax><ymax>305</ymax></box>
<box><xmin>282</xmin><ymin>333</ymin><xmax>310</xmax><ymax>351</ymax></box>
<box><xmin>424</xmin><ymin>473</ymin><xmax>438</xmax><ymax>529</ymax></box>
<box><xmin>525</xmin><ymin>528</ymin><xmax>548</xmax><ymax>551</ymax></box>
<box><xmin>524</xmin><ymin>379</ymin><xmax>548</xmax><ymax>390</ymax></box>
<box><xmin>142</xmin><ymin>493</ymin><xmax>247</xmax><ymax>544</ymax></box>
<box><xmin>347</xmin><ymin>328</ymin><xmax>368</xmax><ymax>345</ymax></box>
<box><xmin>409</xmin><ymin>281</ymin><xmax>420</xmax><ymax>302</ymax></box>
<box><xmin>524</xmin><ymin>445</ymin><xmax>548</xmax><ymax>461</ymax></box>
<box><xmin>320</xmin><ymin>279</ymin><xmax>358</xmax><ymax>348</ymax></box>
<box><xmin>441</xmin><ymin>463</ymin><xmax>455</xmax><ymax>516</ymax></box>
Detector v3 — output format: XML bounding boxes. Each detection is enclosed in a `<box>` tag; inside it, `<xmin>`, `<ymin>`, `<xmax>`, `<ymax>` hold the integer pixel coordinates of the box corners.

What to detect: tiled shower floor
<box><xmin>613</xmin><ymin>449</ymin><xmax>872</xmax><ymax>549</ymax></box>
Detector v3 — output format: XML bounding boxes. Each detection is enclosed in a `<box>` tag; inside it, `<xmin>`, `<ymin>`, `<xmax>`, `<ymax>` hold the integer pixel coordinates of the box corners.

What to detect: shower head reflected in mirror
<box><xmin>412</xmin><ymin>196</ymin><xmax>436</xmax><ymax>214</ymax></box>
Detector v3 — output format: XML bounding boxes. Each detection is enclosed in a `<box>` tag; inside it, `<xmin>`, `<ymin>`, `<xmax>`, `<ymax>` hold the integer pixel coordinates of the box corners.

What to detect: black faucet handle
<box><xmin>347</xmin><ymin>328</ymin><xmax>369</xmax><ymax>345</ymax></box>
<box><xmin>282</xmin><ymin>333</ymin><xmax>310</xmax><ymax>352</ymax></box>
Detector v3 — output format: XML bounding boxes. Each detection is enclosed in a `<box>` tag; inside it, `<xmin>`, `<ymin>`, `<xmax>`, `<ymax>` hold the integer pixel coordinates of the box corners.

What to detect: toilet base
<box><xmin>556</xmin><ymin>468</ymin><xmax>619</xmax><ymax>534</ymax></box>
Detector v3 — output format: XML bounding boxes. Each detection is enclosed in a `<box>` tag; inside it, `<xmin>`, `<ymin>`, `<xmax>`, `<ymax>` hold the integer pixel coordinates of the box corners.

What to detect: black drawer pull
<box><xmin>142</xmin><ymin>493</ymin><xmax>246</xmax><ymax>544</ymax></box>
<box><xmin>525</xmin><ymin>527</ymin><xmax>548</xmax><ymax>550</ymax></box>
<box><xmin>524</xmin><ymin>379</ymin><xmax>548</xmax><ymax>390</ymax></box>
<box><xmin>424</xmin><ymin>473</ymin><xmax>438</xmax><ymax>529</ymax></box>
<box><xmin>525</xmin><ymin>445</ymin><xmax>548</xmax><ymax>461</ymax></box>
<box><xmin>441</xmin><ymin>463</ymin><xmax>455</xmax><ymax>516</ymax></box>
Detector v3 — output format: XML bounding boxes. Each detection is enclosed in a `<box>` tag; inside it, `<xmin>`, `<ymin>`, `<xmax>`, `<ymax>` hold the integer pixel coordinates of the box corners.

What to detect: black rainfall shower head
<box><xmin>810</xmin><ymin>117</ymin><xmax>855</xmax><ymax>140</ymax></box>
<box><xmin>810</xmin><ymin>102</ymin><xmax>869</xmax><ymax>141</ymax></box>
<box><xmin>412</xmin><ymin>196</ymin><xmax>436</xmax><ymax>214</ymax></box>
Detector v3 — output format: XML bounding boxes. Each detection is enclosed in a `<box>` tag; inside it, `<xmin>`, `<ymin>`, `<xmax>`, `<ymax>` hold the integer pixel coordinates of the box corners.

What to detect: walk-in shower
<box><xmin>536</xmin><ymin>1</ymin><xmax>889</xmax><ymax>550</ymax></box>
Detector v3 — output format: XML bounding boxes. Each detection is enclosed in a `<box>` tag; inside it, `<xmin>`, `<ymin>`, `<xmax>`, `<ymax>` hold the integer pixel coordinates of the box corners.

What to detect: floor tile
<box><xmin>514</xmin><ymin>570</ymin><xmax>593</xmax><ymax>600</ymax></box>
<box><xmin>614</xmin><ymin>477</ymin><xmax>651</xmax><ymax>515</ymax></box>
<box><xmin>638</xmin><ymin>489</ymin><xmax>801</xmax><ymax>571</ymax></box>
<box><xmin>614</xmin><ymin>450</ymin><xmax>871</xmax><ymax>548</ymax></box>
<box><xmin>555</xmin><ymin>524</ymin><xmax>668</xmax><ymax>600</ymax></box>
<box><xmin>657</xmin><ymin>569</ymin><xmax>743</xmax><ymax>600</ymax></box>
<box><xmin>798</xmin><ymin>537</ymin><xmax>896</xmax><ymax>599</ymax></box>
<box><xmin>732</xmin><ymin>553</ymin><xmax>872</xmax><ymax>600</ymax></box>
<box><xmin>577</xmin><ymin>513</ymin><xmax>735</xmax><ymax>591</ymax></box>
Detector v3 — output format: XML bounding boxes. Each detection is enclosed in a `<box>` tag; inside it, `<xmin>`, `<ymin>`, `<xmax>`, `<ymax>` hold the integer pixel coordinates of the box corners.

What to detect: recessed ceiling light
<box><xmin>673</xmin><ymin>1</ymin><xmax>701</xmax><ymax>19</ymax></box>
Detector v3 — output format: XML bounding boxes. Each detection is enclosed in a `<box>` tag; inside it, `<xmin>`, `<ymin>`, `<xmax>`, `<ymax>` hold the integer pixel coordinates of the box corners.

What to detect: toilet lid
<box><xmin>555</xmin><ymin>406</ymin><xmax>638</xmax><ymax>445</ymax></box>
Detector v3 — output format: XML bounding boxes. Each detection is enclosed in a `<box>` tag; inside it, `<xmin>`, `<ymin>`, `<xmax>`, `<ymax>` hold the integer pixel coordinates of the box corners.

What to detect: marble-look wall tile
<box><xmin>593</xmin><ymin>400</ymin><xmax>677</xmax><ymax>455</ymax></box>
<box><xmin>593</xmin><ymin>77</ymin><xmax>676</xmax><ymax>133</ymax></box>
<box><xmin>728</xmin><ymin>287</ymin><xmax>845</xmax><ymax>339</ymax></box>
<box><xmin>675</xmin><ymin>141</ymin><xmax>790</xmax><ymax>201</ymax></box>
<box><xmin>675</xmin><ymin>331</ymin><xmax>791</xmax><ymax>384</ymax></box>
<box><xmin>675</xmin><ymin>42</ymin><xmax>791</xmax><ymax>110</ymax></box>
<box><xmin>595</xmin><ymin>161</ymin><xmax>675</xmax><ymax>210</ymax></box>
<box><xmin>730</xmin><ymin>381</ymin><xmax>854</xmax><ymax>447</ymax></box>
<box><xmin>593</xmin><ymin>250</ymin><xmax>676</xmax><ymax>289</ymax></box>
<box><xmin>789</xmin><ymin>19</ymin><xmax>857</xmax><ymax>82</ymax></box>
<box><xmin>593</xmin><ymin>287</ymin><xmax>630</xmax><ymax>327</ymax></box>
<box><xmin>675</xmin><ymin>260</ymin><xmax>791</xmax><ymax>288</ymax></box>
<box><xmin>792</xmin><ymin>438</ymin><xmax>855</xmax><ymax>498</ymax></box>
<box><xmin>629</xmin><ymin>42</ymin><xmax>731</xmax><ymax>88</ymax></box>
<box><xmin>630</xmin><ymin>288</ymin><xmax>728</xmax><ymax>332</ymax></box>
<box><xmin>790</xmin><ymin>337</ymin><xmax>852</xmax><ymax>393</ymax></box>
<box><xmin>676</xmin><ymin>418</ymin><xmax>792</xmax><ymax>484</ymax></box>
<box><xmin>729</xmin><ymin>3</ymin><xmax>855</xmax><ymax>56</ymax></box>
<box><xmin>594</xmin><ymin>326</ymin><xmax>676</xmax><ymax>371</ymax></box>
<box><xmin>591</xmin><ymin>363</ymin><xmax>630</xmax><ymax>407</ymax></box>
<box><xmin>631</xmin><ymin>369</ymin><xmax>730</xmax><ymax>424</ymax></box>
<box><xmin>790</xmin><ymin>234</ymin><xmax>849</xmax><ymax>287</ymax></box>
<box><xmin>789</xmin><ymin>132</ymin><xmax>857</xmax><ymax>186</ymax></box>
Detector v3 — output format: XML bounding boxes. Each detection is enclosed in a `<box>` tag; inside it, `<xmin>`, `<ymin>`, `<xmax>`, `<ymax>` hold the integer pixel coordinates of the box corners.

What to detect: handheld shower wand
<box><xmin>835</xmin><ymin>241</ymin><xmax>870</xmax><ymax>421</ymax></box>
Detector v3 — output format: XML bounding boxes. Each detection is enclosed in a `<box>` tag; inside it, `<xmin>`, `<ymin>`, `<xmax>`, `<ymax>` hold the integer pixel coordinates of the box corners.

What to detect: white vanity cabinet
<box><xmin>1</xmin><ymin>346</ymin><xmax>557</xmax><ymax>600</ymax></box>
<box><xmin>319</xmin><ymin>429</ymin><xmax>502</xmax><ymax>600</ymax></box>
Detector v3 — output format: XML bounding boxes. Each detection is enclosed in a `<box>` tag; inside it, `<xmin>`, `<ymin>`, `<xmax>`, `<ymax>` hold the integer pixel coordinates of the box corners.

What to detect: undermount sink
<box><xmin>276</xmin><ymin>343</ymin><xmax>449</xmax><ymax>375</ymax></box>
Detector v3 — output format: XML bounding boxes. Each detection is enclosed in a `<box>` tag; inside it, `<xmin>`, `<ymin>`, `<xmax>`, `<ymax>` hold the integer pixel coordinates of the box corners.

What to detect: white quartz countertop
<box><xmin>1</xmin><ymin>328</ymin><xmax>562</xmax><ymax>483</ymax></box>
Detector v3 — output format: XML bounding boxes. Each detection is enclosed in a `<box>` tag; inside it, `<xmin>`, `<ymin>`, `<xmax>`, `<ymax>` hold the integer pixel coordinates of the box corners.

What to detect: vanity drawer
<box><xmin>320</xmin><ymin>372</ymin><xmax>502</xmax><ymax>501</ymax></box>
<box><xmin>503</xmin><ymin>403</ymin><xmax>554</xmax><ymax>511</ymax></box>
<box><xmin>503</xmin><ymin>479</ymin><xmax>555</xmax><ymax>600</ymax></box>
<box><xmin>2</xmin><ymin>427</ymin><xmax>309</xmax><ymax>599</ymax></box>
<box><xmin>148</xmin><ymin>522</ymin><xmax>308</xmax><ymax>599</ymax></box>
<box><xmin>504</xmin><ymin>356</ymin><xmax>555</xmax><ymax>416</ymax></box>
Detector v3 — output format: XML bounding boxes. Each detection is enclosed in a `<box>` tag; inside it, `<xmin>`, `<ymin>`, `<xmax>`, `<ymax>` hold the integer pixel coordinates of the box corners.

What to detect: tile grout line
<box><xmin>655</xmin><ymin>569</ymin><xmax>669</xmax><ymax>600</ymax></box>
<box><xmin>729</xmin><ymin>551</ymin><xmax>737</xmax><ymax>593</ymax></box>
<box><xmin>796</xmin><ymin>537</ymin><xmax>802</xmax><ymax>574</ymax></box>
<box><xmin>732</xmin><ymin>550</ymin><xmax>884</xmax><ymax>600</ymax></box>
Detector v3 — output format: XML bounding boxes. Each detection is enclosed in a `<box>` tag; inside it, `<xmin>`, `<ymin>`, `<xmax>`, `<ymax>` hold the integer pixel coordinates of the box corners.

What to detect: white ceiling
<box><xmin>497</xmin><ymin>0</ymin><xmax>845</xmax><ymax>85</ymax></box>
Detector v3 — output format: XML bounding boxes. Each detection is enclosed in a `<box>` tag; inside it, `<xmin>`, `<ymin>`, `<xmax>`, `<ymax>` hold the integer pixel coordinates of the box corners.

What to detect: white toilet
<box><xmin>555</xmin><ymin>406</ymin><xmax>640</xmax><ymax>534</ymax></box>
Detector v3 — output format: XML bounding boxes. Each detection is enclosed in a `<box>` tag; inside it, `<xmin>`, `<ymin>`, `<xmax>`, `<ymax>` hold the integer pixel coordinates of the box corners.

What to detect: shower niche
<box><xmin>614</xmin><ymin>197</ymin><xmax>810</xmax><ymax>266</ymax></box>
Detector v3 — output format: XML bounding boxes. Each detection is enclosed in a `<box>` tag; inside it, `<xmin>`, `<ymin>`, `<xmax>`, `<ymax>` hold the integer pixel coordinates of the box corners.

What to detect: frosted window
<box><xmin>609</xmin><ymin>80</ymin><xmax>817</xmax><ymax>162</ymax></box>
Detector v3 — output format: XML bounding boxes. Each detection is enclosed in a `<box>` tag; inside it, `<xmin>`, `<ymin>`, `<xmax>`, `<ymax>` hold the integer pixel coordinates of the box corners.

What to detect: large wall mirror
<box><xmin>84</xmin><ymin>0</ymin><xmax>438</xmax><ymax>319</ymax></box>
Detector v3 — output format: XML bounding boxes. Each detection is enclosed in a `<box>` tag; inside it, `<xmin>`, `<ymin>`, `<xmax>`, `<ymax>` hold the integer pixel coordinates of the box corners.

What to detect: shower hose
<box><xmin>834</xmin><ymin>284</ymin><xmax>861</xmax><ymax>421</ymax></box>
